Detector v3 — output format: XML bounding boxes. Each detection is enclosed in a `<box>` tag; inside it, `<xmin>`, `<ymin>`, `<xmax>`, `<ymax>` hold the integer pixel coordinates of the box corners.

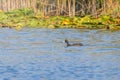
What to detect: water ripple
<box><xmin>0</xmin><ymin>28</ymin><xmax>120</xmax><ymax>80</ymax></box>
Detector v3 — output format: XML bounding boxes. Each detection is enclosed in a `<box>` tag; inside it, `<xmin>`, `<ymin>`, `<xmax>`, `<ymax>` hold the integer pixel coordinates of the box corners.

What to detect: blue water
<box><xmin>0</xmin><ymin>28</ymin><xmax>120</xmax><ymax>80</ymax></box>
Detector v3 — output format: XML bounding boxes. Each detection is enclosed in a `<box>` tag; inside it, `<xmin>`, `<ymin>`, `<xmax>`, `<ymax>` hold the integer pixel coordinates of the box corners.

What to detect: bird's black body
<box><xmin>65</xmin><ymin>39</ymin><xmax>83</xmax><ymax>47</ymax></box>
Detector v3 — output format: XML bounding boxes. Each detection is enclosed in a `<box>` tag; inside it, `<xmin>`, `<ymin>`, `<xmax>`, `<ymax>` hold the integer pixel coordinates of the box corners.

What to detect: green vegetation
<box><xmin>0</xmin><ymin>8</ymin><xmax>120</xmax><ymax>30</ymax></box>
<box><xmin>0</xmin><ymin>0</ymin><xmax>120</xmax><ymax>30</ymax></box>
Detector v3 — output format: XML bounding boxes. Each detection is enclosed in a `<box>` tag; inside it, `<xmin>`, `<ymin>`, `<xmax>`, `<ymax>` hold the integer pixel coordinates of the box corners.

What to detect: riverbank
<box><xmin>0</xmin><ymin>9</ymin><xmax>120</xmax><ymax>30</ymax></box>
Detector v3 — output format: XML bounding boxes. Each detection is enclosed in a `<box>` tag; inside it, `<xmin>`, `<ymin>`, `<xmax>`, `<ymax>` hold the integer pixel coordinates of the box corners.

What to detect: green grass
<box><xmin>0</xmin><ymin>9</ymin><xmax>120</xmax><ymax>30</ymax></box>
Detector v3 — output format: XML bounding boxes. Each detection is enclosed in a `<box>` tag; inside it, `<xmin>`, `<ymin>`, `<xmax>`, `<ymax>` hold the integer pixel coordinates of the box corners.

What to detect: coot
<box><xmin>65</xmin><ymin>39</ymin><xmax>83</xmax><ymax>47</ymax></box>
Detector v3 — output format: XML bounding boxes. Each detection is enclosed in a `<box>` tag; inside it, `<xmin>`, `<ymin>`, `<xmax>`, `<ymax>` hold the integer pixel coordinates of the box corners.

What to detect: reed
<box><xmin>0</xmin><ymin>0</ymin><xmax>120</xmax><ymax>17</ymax></box>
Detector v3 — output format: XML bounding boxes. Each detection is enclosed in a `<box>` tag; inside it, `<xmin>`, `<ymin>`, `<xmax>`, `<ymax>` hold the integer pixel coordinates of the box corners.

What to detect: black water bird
<box><xmin>65</xmin><ymin>39</ymin><xmax>83</xmax><ymax>47</ymax></box>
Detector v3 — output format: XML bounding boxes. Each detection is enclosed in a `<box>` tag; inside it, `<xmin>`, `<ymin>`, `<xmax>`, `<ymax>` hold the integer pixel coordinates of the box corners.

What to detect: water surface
<box><xmin>0</xmin><ymin>28</ymin><xmax>120</xmax><ymax>80</ymax></box>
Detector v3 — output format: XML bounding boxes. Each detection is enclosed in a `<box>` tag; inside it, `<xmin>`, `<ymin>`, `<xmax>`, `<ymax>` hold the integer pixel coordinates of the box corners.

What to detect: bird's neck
<box><xmin>66</xmin><ymin>41</ymin><xmax>70</xmax><ymax>46</ymax></box>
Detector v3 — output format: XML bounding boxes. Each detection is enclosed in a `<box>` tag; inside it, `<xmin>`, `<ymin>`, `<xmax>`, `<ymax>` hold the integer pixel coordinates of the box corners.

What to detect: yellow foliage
<box><xmin>97</xmin><ymin>18</ymin><xmax>102</xmax><ymax>21</ymax></box>
<box><xmin>62</xmin><ymin>19</ymin><xmax>70</xmax><ymax>25</ymax></box>
<box><xmin>44</xmin><ymin>16</ymin><xmax>50</xmax><ymax>19</ymax></box>
<box><xmin>48</xmin><ymin>25</ymin><xmax>55</xmax><ymax>28</ymax></box>
<box><xmin>0</xmin><ymin>10</ymin><xmax>3</xmax><ymax>13</ymax></box>
<box><xmin>35</xmin><ymin>15</ymin><xmax>41</xmax><ymax>19</ymax></box>
<box><xmin>15</xmin><ymin>25</ymin><xmax>22</xmax><ymax>30</ymax></box>
<box><xmin>114</xmin><ymin>19</ymin><xmax>120</xmax><ymax>24</ymax></box>
<box><xmin>110</xmin><ymin>26</ymin><xmax>120</xmax><ymax>30</ymax></box>
<box><xmin>80</xmin><ymin>16</ymin><xmax>91</xmax><ymax>24</ymax></box>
